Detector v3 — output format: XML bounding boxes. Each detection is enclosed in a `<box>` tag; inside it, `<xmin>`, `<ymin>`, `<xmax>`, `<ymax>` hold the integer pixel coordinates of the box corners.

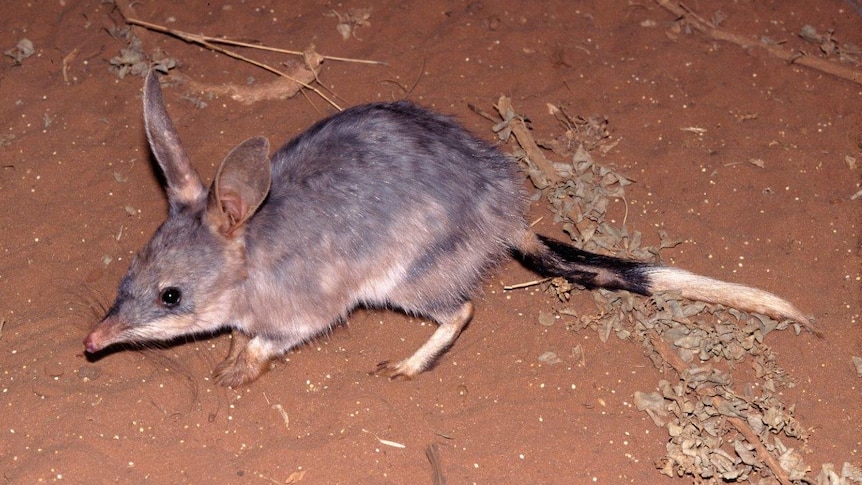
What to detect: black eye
<box><xmin>160</xmin><ymin>287</ymin><xmax>182</xmax><ymax>308</ymax></box>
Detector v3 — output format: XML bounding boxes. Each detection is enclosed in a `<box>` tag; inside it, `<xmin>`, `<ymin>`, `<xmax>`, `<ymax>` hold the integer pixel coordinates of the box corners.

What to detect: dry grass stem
<box><xmin>206</xmin><ymin>35</ymin><xmax>384</xmax><ymax>65</ymax></box>
<box><xmin>503</xmin><ymin>277</ymin><xmax>552</xmax><ymax>291</ymax></box>
<box><xmin>362</xmin><ymin>428</ymin><xmax>406</xmax><ymax>449</ymax></box>
<box><xmin>126</xmin><ymin>17</ymin><xmax>383</xmax><ymax>65</ymax></box>
<box><xmin>121</xmin><ymin>17</ymin><xmax>341</xmax><ymax>110</ymax></box>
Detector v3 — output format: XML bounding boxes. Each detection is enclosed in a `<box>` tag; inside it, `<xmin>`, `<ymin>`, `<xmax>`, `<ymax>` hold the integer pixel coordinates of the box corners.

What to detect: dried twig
<box><xmin>655</xmin><ymin>0</ymin><xmax>862</xmax><ymax>85</ymax></box>
<box><xmin>169</xmin><ymin>63</ymin><xmax>320</xmax><ymax>105</ymax></box>
<box><xmin>126</xmin><ymin>17</ymin><xmax>384</xmax><ymax>65</ymax></box>
<box><xmin>209</xmin><ymin>36</ymin><xmax>384</xmax><ymax>65</ymax></box>
<box><xmin>62</xmin><ymin>48</ymin><xmax>79</xmax><ymax>83</ymax></box>
<box><xmin>725</xmin><ymin>413</ymin><xmax>792</xmax><ymax>485</ymax></box>
<box><xmin>121</xmin><ymin>17</ymin><xmax>341</xmax><ymax>110</ymax></box>
<box><xmin>467</xmin><ymin>103</ymin><xmax>498</xmax><ymax>123</ymax></box>
<box><xmin>495</xmin><ymin>96</ymin><xmax>562</xmax><ymax>188</ymax></box>
<box><xmin>361</xmin><ymin>428</ymin><xmax>406</xmax><ymax>449</ymax></box>
<box><xmin>503</xmin><ymin>277</ymin><xmax>552</xmax><ymax>291</ymax></box>
<box><xmin>110</xmin><ymin>1</ymin><xmax>374</xmax><ymax>110</ymax></box>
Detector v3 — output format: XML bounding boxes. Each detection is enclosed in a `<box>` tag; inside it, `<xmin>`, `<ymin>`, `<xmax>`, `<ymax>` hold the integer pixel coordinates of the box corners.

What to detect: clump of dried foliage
<box><xmin>490</xmin><ymin>96</ymin><xmax>861</xmax><ymax>484</ymax></box>
<box><xmin>107</xmin><ymin>26</ymin><xmax>178</xmax><ymax>79</ymax></box>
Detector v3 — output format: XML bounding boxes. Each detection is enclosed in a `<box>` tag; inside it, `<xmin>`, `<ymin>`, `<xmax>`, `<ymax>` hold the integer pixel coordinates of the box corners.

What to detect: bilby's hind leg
<box><xmin>375</xmin><ymin>301</ymin><xmax>475</xmax><ymax>380</ymax></box>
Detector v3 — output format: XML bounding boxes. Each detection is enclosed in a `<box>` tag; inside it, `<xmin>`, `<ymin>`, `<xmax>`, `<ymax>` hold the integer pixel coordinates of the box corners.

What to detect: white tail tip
<box><xmin>645</xmin><ymin>267</ymin><xmax>816</xmax><ymax>332</ymax></box>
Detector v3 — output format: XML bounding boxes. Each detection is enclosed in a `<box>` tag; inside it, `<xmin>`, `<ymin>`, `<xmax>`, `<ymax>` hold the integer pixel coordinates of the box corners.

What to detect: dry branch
<box><xmin>494</xmin><ymin>96</ymin><xmax>562</xmax><ymax>188</ymax></box>
<box><xmin>122</xmin><ymin>17</ymin><xmax>339</xmax><ymax>109</ymax></box>
<box><xmin>111</xmin><ymin>0</ymin><xmax>386</xmax><ymax>109</ymax></box>
<box><xmin>169</xmin><ymin>51</ymin><xmax>321</xmax><ymax>105</ymax></box>
<box><xmin>655</xmin><ymin>0</ymin><xmax>862</xmax><ymax>86</ymax></box>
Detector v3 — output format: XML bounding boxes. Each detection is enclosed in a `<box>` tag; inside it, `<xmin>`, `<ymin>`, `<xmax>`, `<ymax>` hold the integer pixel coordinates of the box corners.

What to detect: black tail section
<box><xmin>516</xmin><ymin>235</ymin><xmax>653</xmax><ymax>295</ymax></box>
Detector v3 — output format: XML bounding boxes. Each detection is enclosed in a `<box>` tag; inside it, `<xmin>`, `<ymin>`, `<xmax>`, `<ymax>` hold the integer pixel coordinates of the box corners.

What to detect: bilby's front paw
<box><xmin>213</xmin><ymin>355</ymin><xmax>268</xmax><ymax>387</ymax></box>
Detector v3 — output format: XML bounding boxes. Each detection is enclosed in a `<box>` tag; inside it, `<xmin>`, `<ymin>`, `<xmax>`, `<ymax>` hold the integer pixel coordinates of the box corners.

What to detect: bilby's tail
<box><xmin>515</xmin><ymin>233</ymin><xmax>816</xmax><ymax>333</ymax></box>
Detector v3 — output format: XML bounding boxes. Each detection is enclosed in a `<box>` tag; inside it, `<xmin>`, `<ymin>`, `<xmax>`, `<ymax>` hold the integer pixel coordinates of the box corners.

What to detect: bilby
<box><xmin>84</xmin><ymin>72</ymin><xmax>813</xmax><ymax>387</ymax></box>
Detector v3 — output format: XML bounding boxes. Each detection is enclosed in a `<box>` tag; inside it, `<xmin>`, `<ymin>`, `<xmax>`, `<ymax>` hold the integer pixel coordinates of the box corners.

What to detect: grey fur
<box><xmin>84</xmin><ymin>72</ymin><xmax>812</xmax><ymax>387</ymax></box>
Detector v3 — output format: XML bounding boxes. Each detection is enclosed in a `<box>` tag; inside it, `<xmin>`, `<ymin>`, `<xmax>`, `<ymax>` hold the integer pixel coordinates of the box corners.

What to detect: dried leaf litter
<box><xmin>490</xmin><ymin>97</ymin><xmax>858</xmax><ymax>484</ymax></box>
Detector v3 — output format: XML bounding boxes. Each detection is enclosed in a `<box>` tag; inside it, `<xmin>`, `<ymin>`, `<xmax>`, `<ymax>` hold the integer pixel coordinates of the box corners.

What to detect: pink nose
<box><xmin>84</xmin><ymin>315</ymin><xmax>122</xmax><ymax>353</ymax></box>
<box><xmin>83</xmin><ymin>332</ymin><xmax>101</xmax><ymax>353</ymax></box>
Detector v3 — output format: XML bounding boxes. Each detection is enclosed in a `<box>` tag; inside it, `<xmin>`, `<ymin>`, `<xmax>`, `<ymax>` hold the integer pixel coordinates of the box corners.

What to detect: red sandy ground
<box><xmin>1</xmin><ymin>1</ymin><xmax>859</xmax><ymax>483</ymax></box>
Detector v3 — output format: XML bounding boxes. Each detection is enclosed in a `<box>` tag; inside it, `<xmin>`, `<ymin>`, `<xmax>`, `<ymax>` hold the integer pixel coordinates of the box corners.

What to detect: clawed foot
<box><xmin>371</xmin><ymin>302</ymin><xmax>473</xmax><ymax>382</ymax></box>
<box><xmin>372</xmin><ymin>360</ymin><xmax>417</xmax><ymax>381</ymax></box>
<box><xmin>213</xmin><ymin>354</ymin><xmax>268</xmax><ymax>387</ymax></box>
<box><xmin>212</xmin><ymin>332</ymin><xmax>278</xmax><ymax>387</ymax></box>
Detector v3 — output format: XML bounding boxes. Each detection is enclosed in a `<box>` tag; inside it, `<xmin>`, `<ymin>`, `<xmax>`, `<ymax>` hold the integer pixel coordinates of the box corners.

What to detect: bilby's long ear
<box><xmin>208</xmin><ymin>136</ymin><xmax>272</xmax><ymax>236</ymax></box>
<box><xmin>142</xmin><ymin>71</ymin><xmax>206</xmax><ymax>209</ymax></box>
